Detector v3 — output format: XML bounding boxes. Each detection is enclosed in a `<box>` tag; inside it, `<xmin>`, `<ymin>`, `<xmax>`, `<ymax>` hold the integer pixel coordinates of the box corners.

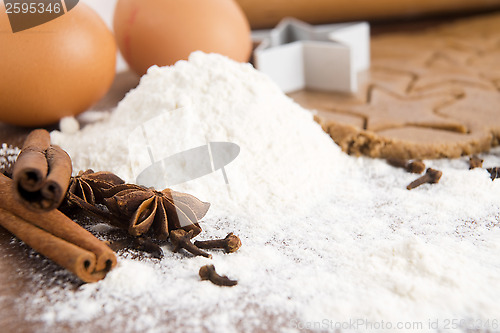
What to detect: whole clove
<box><xmin>107</xmin><ymin>237</ymin><xmax>163</xmax><ymax>259</ymax></box>
<box><xmin>487</xmin><ymin>167</ymin><xmax>500</xmax><ymax>180</ymax></box>
<box><xmin>134</xmin><ymin>237</ymin><xmax>163</xmax><ymax>259</ymax></box>
<box><xmin>194</xmin><ymin>232</ymin><xmax>242</xmax><ymax>253</ymax></box>
<box><xmin>469</xmin><ymin>155</ymin><xmax>483</xmax><ymax>169</ymax></box>
<box><xmin>387</xmin><ymin>158</ymin><xmax>425</xmax><ymax>174</ymax></box>
<box><xmin>170</xmin><ymin>229</ymin><xmax>212</xmax><ymax>258</ymax></box>
<box><xmin>407</xmin><ymin>168</ymin><xmax>442</xmax><ymax>190</ymax></box>
<box><xmin>199</xmin><ymin>264</ymin><xmax>237</xmax><ymax>287</ymax></box>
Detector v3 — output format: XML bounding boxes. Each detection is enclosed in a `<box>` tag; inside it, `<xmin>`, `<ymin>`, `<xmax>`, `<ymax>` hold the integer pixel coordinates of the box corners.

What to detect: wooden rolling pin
<box><xmin>235</xmin><ymin>0</ymin><xmax>500</xmax><ymax>29</ymax></box>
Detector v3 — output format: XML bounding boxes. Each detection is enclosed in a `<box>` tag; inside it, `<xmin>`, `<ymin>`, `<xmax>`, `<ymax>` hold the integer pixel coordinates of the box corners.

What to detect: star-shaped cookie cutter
<box><xmin>253</xmin><ymin>18</ymin><xmax>370</xmax><ymax>94</ymax></box>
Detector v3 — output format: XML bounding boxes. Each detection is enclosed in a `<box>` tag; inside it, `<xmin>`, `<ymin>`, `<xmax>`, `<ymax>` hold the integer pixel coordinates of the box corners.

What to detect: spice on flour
<box><xmin>23</xmin><ymin>52</ymin><xmax>500</xmax><ymax>332</ymax></box>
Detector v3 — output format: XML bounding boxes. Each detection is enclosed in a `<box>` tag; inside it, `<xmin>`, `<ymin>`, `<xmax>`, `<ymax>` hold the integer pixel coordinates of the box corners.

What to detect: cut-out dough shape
<box><xmin>289</xmin><ymin>12</ymin><xmax>500</xmax><ymax>159</ymax></box>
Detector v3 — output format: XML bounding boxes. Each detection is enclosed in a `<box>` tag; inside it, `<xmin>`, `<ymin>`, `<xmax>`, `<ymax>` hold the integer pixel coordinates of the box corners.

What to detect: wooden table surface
<box><xmin>0</xmin><ymin>12</ymin><xmax>495</xmax><ymax>332</ymax></box>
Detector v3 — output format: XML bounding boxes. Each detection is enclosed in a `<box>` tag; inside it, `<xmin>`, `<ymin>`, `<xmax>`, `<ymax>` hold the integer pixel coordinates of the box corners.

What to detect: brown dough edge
<box><xmin>315</xmin><ymin>116</ymin><xmax>494</xmax><ymax>159</ymax></box>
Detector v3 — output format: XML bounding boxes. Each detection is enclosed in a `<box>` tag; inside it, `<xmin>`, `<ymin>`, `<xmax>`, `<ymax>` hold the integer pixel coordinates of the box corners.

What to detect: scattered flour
<box><xmin>59</xmin><ymin>116</ymin><xmax>80</xmax><ymax>134</ymax></box>
<box><xmin>10</xmin><ymin>52</ymin><xmax>500</xmax><ymax>332</ymax></box>
<box><xmin>0</xmin><ymin>144</ymin><xmax>20</xmax><ymax>174</ymax></box>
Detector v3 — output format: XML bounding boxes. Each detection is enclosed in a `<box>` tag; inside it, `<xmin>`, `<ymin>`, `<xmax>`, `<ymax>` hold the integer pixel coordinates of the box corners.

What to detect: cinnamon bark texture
<box><xmin>0</xmin><ymin>174</ymin><xmax>116</xmax><ymax>282</ymax></box>
<box><xmin>12</xmin><ymin>129</ymin><xmax>72</xmax><ymax>211</ymax></box>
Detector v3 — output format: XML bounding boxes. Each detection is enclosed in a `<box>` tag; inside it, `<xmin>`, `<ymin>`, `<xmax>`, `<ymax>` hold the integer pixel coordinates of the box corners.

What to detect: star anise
<box><xmin>59</xmin><ymin>170</ymin><xmax>216</xmax><ymax>258</ymax></box>
<box><xmin>100</xmin><ymin>184</ymin><xmax>210</xmax><ymax>241</ymax></box>
<box><xmin>61</xmin><ymin>169</ymin><xmax>125</xmax><ymax>214</ymax></box>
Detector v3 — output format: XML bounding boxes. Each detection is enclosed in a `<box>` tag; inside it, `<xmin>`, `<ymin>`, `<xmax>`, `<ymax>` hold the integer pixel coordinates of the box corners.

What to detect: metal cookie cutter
<box><xmin>253</xmin><ymin>18</ymin><xmax>370</xmax><ymax>94</ymax></box>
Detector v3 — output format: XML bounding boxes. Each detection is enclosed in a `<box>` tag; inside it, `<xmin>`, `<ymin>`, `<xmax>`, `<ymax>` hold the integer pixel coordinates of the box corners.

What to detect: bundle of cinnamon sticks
<box><xmin>0</xmin><ymin>129</ymin><xmax>116</xmax><ymax>283</ymax></box>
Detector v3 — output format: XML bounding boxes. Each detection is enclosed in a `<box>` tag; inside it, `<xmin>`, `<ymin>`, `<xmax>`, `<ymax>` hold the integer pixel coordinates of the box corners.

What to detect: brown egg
<box><xmin>113</xmin><ymin>0</ymin><xmax>252</xmax><ymax>76</ymax></box>
<box><xmin>0</xmin><ymin>3</ymin><xmax>116</xmax><ymax>127</ymax></box>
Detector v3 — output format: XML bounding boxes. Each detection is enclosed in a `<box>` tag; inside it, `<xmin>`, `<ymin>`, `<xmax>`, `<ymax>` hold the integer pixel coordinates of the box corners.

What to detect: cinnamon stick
<box><xmin>12</xmin><ymin>129</ymin><xmax>72</xmax><ymax>211</ymax></box>
<box><xmin>0</xmin><ymin>174</ymin><xmax>116</xmax><ymax>282</ymax></box>
<box><xmin>0</xmin><ymin>208</ymin><xmax>108</xmax><ymax>282</ymax></box>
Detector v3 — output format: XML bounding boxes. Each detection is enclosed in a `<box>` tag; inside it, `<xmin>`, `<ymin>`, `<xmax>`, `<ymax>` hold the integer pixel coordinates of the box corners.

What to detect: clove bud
<box><xmin>106</xmin><ymin>237</ymin><xmax>163</xmax><ymax>259</ymax></box>
<box><xmin>387</xmin><ymin>158</ymin><xmax>425</xmax><ymax>174</ymax></box>
<box><xmin>199</xmin><ymin>264</ymin><xmax>237</xmax><ymax>287</ymax></box>
<box><xmin>170</xmin><ymin>229</ymin><xmax>212</xmax><ymax>258</ymax></box>
<box><xmin>406</xmin><ymin>168</ymin><xmax>442</xmax><ymax>190</ymax></box>
<box><xmin>469</xmin><ymin>155</ymin><xmax>483</xmax><ymax>169</ymax></box>
<box><xmin>133</xmin><ymin>237</ymin><xmax>163</xmax><ymax>259</ymax></box>
<box><xmin>194</xmin><ymin>232</ymin><xmax>242</xmax><ymax>253</ymax></box>
<box><xmin>487</xmin><ymin>167</ymin><xmax>500</xmax><ymax>180</ymax></box>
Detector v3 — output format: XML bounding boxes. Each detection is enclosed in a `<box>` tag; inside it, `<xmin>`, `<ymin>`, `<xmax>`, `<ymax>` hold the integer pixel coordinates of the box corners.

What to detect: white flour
<box><xmin>11</xmin><ymin>52</ymin><xmax>500</xmax><ymax>332</ymax></box>
<box><xmin>52</xmin><ymin>51</ymin><xmax>342</xmax><ymax>220</ymax></box>
<box><xmin>0</xmin><ymin>144</ymin><xmax>20</xmax><ymax>173</ymax></box>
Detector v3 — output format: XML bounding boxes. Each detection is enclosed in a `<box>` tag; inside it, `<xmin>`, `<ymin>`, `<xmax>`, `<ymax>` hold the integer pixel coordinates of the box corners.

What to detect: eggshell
<box><xmin>113</xmin><ymin>0</ymin><xmax>252</xmax><ymax>75</ymax></box>
<box><xmin>0</xmin><ymin>3</ymin><xmax>116</xmax><ymax>127</ymax></box>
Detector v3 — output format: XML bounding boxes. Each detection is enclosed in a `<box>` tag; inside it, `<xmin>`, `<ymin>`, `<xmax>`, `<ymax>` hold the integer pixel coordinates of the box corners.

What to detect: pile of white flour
<box><xmin>52</xmin><ymin>51</ymin><xmax>342</xmax><ymax>220</ymax></box>
<box><xmin>14</xmin><ymin>52</ymin><xmax>500</xmax><ymax>331</ymax></box>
